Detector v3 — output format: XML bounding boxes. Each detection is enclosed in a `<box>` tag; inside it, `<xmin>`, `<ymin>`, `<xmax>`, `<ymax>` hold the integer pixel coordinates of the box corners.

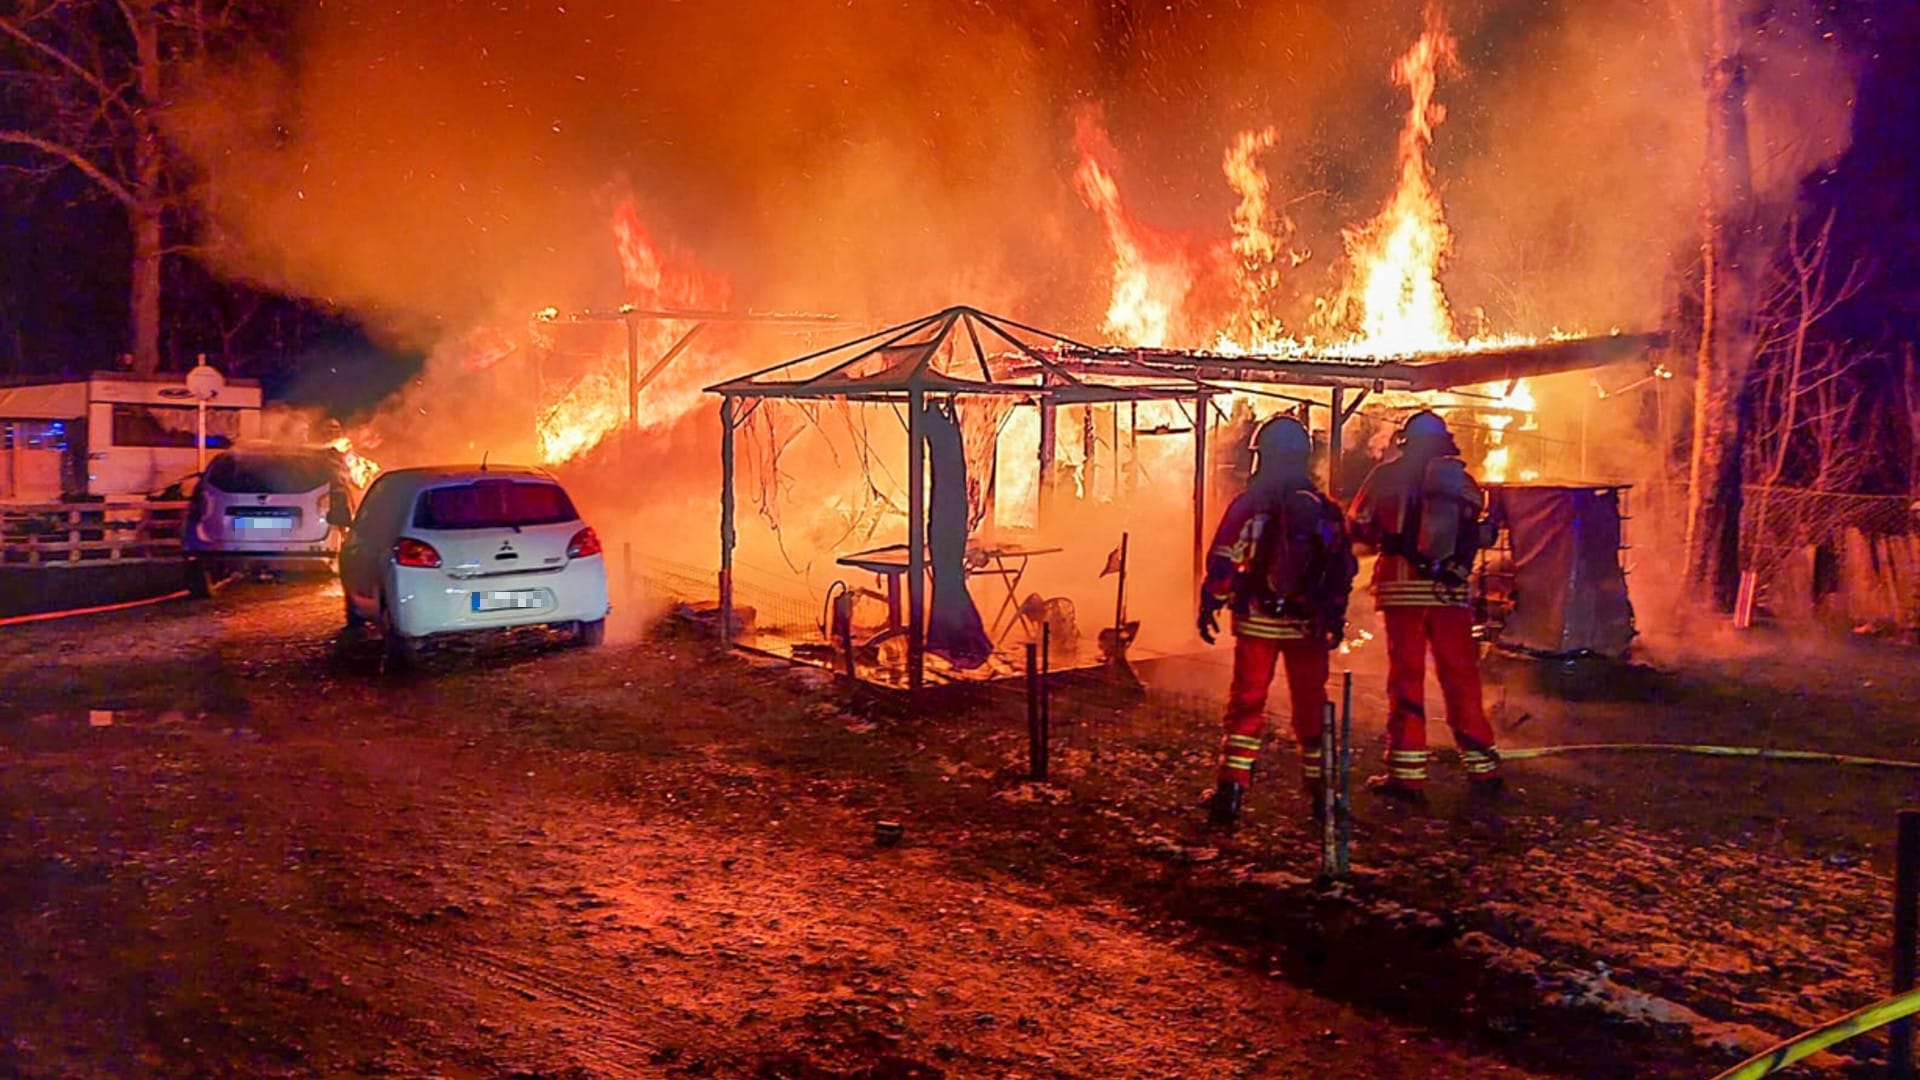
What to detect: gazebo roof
<box><xmin>705</xmin><ymin>304</ymin><xmax>1671</xmax><ymax>404</ymax></box>
<box><xmin>704</xmin><ymin>306</ymin><xmax>1210</xmax><ymax>403</ymax></box>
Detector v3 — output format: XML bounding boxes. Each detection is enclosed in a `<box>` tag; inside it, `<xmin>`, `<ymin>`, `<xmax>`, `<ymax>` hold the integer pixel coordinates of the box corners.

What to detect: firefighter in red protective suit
<box><xmin>1347</xmin><ymin>410</ymin><xmax>1503</xmax><ymax>803</ymax></box>
<box><xmin>1199</xmin><ymin>416</ymin><xmax>1358</xmax><ymax>826</ymax></box>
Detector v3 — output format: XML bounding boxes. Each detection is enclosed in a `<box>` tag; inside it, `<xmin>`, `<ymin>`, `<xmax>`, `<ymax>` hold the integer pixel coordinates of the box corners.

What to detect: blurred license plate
<box><xmin>234</xmin><ymin>514</ymin><xmax>294</xmax><ymax>530</ymax></box>
<box><xmin>472</xmin><ymin>590</ymin><xmax>541</xmax><ymax>612</ymax></box>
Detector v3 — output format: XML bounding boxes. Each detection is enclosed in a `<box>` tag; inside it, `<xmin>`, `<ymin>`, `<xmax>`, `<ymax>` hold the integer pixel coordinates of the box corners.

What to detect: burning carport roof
<box><xmin>701</xmin><ymin>308</ymin><xmax>1670</xmax><ymax>691</ymax></box>
<box><xmin>1043</xmin><ymin>330</ymin><xmax>1672</xmax><ymax>393</ymax></box>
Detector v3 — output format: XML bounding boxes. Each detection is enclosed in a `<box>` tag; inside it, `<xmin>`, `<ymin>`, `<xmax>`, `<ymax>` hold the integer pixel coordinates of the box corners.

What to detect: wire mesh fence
<box><xmin>1739</xmin><ymin>485</ymin><xmax>1920</xmax><ymax>630</ymax></box>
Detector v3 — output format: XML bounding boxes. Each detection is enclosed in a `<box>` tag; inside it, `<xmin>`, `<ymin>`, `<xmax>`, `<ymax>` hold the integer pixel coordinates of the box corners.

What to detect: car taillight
<box><xmin>567</xmin><ymin>526</ymin><xmax>603</xmax><ymax>559</ymax></box>
<box><xmin>393</xmin><ymin>537</ymin><xmax>442</xmax><ymax>568</ymax></box>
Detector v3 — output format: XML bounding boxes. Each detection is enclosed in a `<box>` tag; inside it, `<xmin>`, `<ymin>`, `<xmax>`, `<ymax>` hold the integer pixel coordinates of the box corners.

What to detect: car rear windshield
<box><xmin>413</xmin><ymin>479</ymin><xmax>578</xmax><ymax>530</ymax></box>
<box><xmin>204</xmin><ymin>453</ymin><xmax>338</xmax><ymax>494</ymax></box>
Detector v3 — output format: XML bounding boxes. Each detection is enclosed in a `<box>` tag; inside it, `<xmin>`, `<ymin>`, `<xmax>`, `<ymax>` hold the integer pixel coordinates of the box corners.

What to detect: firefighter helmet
<box><xmin>1401</xmin><ymin>410</ymin><xmax>1451</xmax><ymax>441</ymax></box>
<box><xmin>1249</xmin><ymin>415</ymin><xmax>1311</xmax><ymax>469</ymax></box>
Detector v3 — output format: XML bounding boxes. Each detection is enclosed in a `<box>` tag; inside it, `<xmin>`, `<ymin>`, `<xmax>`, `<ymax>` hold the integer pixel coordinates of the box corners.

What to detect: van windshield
<box><xmin>205</xmin><ymin>453</ymin><xmax>338</xmax><ymax>494</ymax></box>
<box><xmin>414</xmin><ymin>480</ymin><xmax>577</xmax><ymax>530</ymax></box>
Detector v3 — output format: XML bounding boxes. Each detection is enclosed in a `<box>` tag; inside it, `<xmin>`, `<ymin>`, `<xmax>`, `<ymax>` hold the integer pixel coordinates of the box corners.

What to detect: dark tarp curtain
<box><xmin>1490</xmin><ymin>485</ymin><xmax>1636</xmax><ymax>658</ymax></box>
<box><xmin>922</xmin><ymin>400</ymin><xmax>993</xmax><ymax>669</ymax></box>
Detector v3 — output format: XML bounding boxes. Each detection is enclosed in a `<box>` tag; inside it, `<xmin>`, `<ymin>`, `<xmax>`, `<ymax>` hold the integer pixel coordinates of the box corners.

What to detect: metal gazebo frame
<box><xmin>704</xmin><ymin>305</ymin><xmax>1217</xmax><ymax>691</ymax></box>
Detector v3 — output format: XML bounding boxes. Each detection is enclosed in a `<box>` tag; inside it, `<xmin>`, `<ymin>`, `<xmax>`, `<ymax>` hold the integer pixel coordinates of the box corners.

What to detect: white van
<box><xmin>339</xmin><ymin>465</ymin><xmax>609</xmax><ymax>665</ymax></box>
<box><xmin>183</xmin><ymin>447</ymin><xmax>354</xmax><ymax>594</ymax></box>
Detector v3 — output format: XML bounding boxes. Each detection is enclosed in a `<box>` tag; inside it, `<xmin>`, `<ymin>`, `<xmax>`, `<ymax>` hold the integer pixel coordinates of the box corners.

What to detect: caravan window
<box><xmin>110</xmin><ymin>404</ymin><xmax>242</xmax><ymax>449</ymax></box>
<box><xmin>1</xmin><ymin>420</ymin><xmax>70</xmax><ymax>451</ymax></box>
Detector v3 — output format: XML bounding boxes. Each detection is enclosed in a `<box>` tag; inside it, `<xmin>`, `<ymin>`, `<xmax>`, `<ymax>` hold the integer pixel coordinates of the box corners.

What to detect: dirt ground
<box><xmin>4</xmin><ymin>582</ymin><xmax>1918</xmax><ymax>1078</ymax></box>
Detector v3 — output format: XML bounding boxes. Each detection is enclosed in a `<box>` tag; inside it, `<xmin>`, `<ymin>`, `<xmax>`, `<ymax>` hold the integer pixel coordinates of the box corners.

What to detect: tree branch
<box><xmin>0</xmin><ymin>11</ymin><xmax>125</xmax><ymax>110</ymax></box>
<box><xmin>0</xmin><ymin>130</ymin><xmax>135</xmax><ymax>205</ymax></box>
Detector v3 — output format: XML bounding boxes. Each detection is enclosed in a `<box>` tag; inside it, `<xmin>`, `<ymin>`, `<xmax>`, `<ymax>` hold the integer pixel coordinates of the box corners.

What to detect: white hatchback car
<box><xmin>339</xmin><ymin>465</ymin><xmax>609</xmax><ymax>664</ymax></box>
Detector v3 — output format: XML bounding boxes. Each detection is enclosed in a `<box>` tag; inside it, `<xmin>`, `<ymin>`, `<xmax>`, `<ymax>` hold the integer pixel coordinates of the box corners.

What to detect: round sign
<box><xmin>184</xmin><ymin>362</ymin><xmax>226</xmax><ymax>400</ymax></box>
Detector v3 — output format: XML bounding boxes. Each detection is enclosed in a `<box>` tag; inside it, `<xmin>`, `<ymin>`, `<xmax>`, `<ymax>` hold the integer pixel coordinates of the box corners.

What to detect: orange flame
<box><xmin>1338</xmin><ymin>9</ymin><xmax>1461</xmax><ymax>354</ymax></box>
<box><xmin>1072</xmin><ymin>112</ymin><xmax>1197</xmax><ymax>348</ymax></box>
<box><xmin>1070</xmin><ymin>11</ymin><xmax>1565</xmax><ymax>488</ymax></box>
<box><xmin>327</xmin><ymin>435</ymin><xmax>381</xmax><ymax>488</ymax></box>
<box><xmin>1223</xmin><ymin>127</ymin><xmax>1298</xmax><ymax>343</ymax></box>
<box><xmin>535</xmin><ymin>198</ymin><xmax>732</xmax><ymax>463</ymax></box>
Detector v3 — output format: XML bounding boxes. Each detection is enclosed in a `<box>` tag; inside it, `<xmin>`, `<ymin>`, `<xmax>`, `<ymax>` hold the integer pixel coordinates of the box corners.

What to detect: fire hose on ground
<box><xmin>1438</xmin><ymin>742</ymin><xmax>1920</xmax><ymax>772</ymax></box>
<box><xmin>1707</xmin><ymin>986</ymin><xmax>1920</xmax><ymax>1079</ymax></box>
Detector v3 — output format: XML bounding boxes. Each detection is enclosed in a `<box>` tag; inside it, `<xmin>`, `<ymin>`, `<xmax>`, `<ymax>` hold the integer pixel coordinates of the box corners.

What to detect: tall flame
<box><xmin>1071</xmin><ymin>10</ymin><xmax>1558</xmax><ymax>488</ymax></box>
<box><xmin>1223</xmin><ymin>127</ymin><xmax>1297</xmax><ymax>344</ymax></box>
<box><xmin>1072</xmin><ymin>113</ymin><xmax>1196</xmax><ymax>348</ymax></box>
<box><xmin>1338</xmin><ymin>8</ymin><xmax>1461</xmax><ymax>354</ymax></box>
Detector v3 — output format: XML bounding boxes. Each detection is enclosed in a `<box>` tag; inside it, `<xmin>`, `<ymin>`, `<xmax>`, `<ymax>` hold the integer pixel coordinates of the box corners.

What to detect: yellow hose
<box><xmin>1709</xmin><ymin>987</ymin><xmax>1920</xmax><ymax>1079</ymax></box>
<box><xmin>1438</xmin><ymin>743</ymin><xmax>1920</xmax><ymax>771</ymax></box>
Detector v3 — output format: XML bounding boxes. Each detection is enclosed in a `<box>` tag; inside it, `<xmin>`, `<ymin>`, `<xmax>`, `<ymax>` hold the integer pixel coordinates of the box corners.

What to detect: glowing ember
<box><xmin>1338</xmin><ymin>627</ymin><xmax>1377</xmax><ymax>656</ymax></box>
<box><xmin>534</xmin><ymin>197</ymin><xmax>733</xmax><ymax>463</ymax></box>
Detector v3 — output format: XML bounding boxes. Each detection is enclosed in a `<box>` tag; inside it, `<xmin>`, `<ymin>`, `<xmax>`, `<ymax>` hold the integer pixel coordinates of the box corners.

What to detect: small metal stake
<box><xmin>1320</xmin><ymin>702</ymin><xmax>1338</xmax><ymax>875</ymax></box>
<box><xmin>1037</xmin><ymin>622</ymin><xmax>1052</xmax><ymax>782</ymax></box>
<box><xmin>622</xmin><ymin>541</ymin><xmax>634</xmax><ymax>607</ymax></box>
<box><xmin>1893</xmin><ymin>809</ymin><xmax>1920</xmax><ymax>1078</ymax></box>
<box><xmin>1337</xmin><ymin>671</ymin><xmax>1354</xmax><ymax>876</ymax></box>
<box><xmin>1026</xmin><ymin>643</ymin><xmax>1042</xmax><ymax>781</ymax></box>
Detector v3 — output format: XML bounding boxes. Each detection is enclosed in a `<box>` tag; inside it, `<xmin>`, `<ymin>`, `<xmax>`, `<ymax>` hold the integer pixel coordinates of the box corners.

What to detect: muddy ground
<box><xmin>4</xmin><ymin>581</ymin><xmax>1918</xmax><ymax>1078</ymax></box>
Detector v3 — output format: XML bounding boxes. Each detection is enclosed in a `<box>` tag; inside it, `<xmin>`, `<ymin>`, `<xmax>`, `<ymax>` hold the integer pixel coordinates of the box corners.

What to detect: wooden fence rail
<box><xmin>1</xmin><ymin>501</ymin><xmax>189</xmax><ymax>567</ymax></box>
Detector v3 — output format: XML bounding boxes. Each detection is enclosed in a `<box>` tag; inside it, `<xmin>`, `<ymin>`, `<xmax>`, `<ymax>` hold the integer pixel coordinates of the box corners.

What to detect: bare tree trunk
<box><xmin>127</xmin><ymin>10</ymin><xmax>164</xmax><ymax>374</ymax></box>
<box><xmin>1684</xmin><ymin>0</ymin><xmax>1760</xmax><ymax>609</ymax></box>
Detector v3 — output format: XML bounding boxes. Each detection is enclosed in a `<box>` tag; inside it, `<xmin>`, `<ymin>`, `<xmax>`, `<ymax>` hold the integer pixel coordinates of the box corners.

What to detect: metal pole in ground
<box><xmin>839</xmin><ymin>598</ymin><xmax>857</xmax><ymax>681</ymax></box>
<box><xmin>1038</xmin><ymin>622</ymin><xmax>1052</xmax><ymax>782</ymax></box>
<box><xmin>1026</xmin><ymin>643</ymin><xmax>1041</xmax><ymax>780</ymax></box>
<box><xmin>1893</xmin><ymin>809</ymin><xmax>1920</xmax><ymax>1078</ymax></box>
<box><xmin>1337</xmin><ymin>670</ymin><xmax>1353</xmax><ymax>876</ymax></box>
<box><xmin>1320</xmin><ymin>702</ymin><xmax>1337</xmax><ymax>876</ymax></box>
<box><xmin>622</xmin><ymin>541</ymin><xmax>634</xmax><ymax>608</ymax></box>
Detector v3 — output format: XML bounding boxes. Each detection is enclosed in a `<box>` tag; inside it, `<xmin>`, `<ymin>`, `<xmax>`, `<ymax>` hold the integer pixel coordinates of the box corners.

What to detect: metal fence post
<box><xmin>622</xmin><ymin>541</ymin><xmax>634</xmax><ymax>607</ymax></box>
<box><xmin>1026</xmin><ymin>643</ymin><xmax>1041</xmax><ymax>781</ymax></box>
<box><xmin>1320</xmin><ymin>702</ymin><xmax>1337</xmax><ymax>876</ymax></box>
<box><xmin>1893</xmin><ymin>809</ymin><xmax>1920</xmax><ymax>1078</ymax></box>
<box><xmin>1337</xmin><ymin>671</ymin><xmax>1353</xmax><ymax>876</ymax></box>
<box><xmin>1037</xmin><ymin>623</ymin><xmax>1052</xmax><ymax>782</ymax></box>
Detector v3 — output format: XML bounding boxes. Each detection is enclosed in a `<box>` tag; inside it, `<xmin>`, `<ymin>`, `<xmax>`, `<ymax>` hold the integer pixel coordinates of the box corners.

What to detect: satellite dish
<box><xmin>184</xmin><ymin>362</ymin><xmax>226</xmax><ymax>401</ymax></box>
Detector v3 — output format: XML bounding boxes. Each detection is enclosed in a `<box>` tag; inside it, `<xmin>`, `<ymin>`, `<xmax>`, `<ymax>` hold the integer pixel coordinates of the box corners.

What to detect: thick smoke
<box><xmin>175</xmin><ymin>0</ymin><xmax>1854</xmax><ymax>353</ymax></box>
<box><xmin>164</xmin><ymin>0</ymin><xmax>1859</xmax><ymax>644</ymax></box>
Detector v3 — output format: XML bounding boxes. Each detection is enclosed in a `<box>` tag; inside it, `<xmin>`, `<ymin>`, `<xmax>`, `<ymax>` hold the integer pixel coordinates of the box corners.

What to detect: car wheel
<box><xmin>577</xmin><ymin>618</ymin><xmax>607</xmax><ymax>647</ymax></box>
<box><xmin>378</xmin><ymin>596</ymin><xmax>415</xmax><ymax>670</ymax></box>
<box><xmin>185</xmin><ymin>559</ymin><xmax>212</xmax><ymax>599</ymax></box>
